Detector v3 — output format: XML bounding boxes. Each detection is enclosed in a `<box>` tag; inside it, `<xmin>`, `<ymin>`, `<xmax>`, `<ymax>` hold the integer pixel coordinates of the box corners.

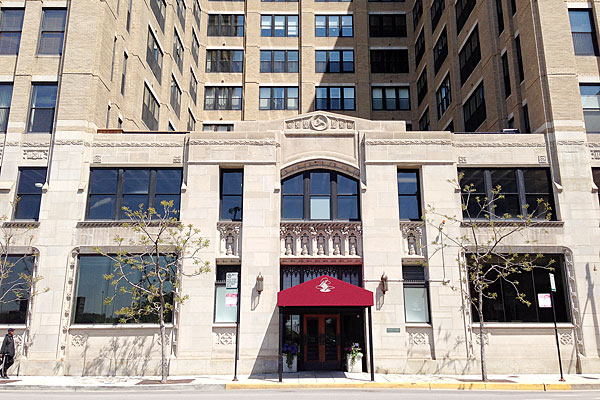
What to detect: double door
<box><xmin>303</xmin><ymin>314</ymin><xmax>341</xmax><ymax>370</ymax></box>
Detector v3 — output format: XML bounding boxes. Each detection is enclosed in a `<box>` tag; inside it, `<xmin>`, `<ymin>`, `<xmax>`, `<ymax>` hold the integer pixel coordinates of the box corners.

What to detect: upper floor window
<box><xmin>398</xmin><ymin>170</ymin><xmax>421</xmax><ymax>220</ymax></box>
<box><xmin>501</xmin><ymin>52</ymin><xmax>511</xmax><ymax>98</ymax></box>
<box><xmin>203</xmin><ymin>123</ymin><xmax>233</xmax><ymax>131</ymax></box>
<box><xmin>259</xmin><ymin>87</ymin><xmax>299</xmax><ymax>110</ymax></box>
<box><xmin>430</xmin><ymin>0</ymin><xmax>445</xmax><ymax>32</ymax></box>
<box><xmin>262</xmin><ymin>15</ymin><xmax>298</xmax><ymax>37</ymax></box>
<box><xmin>569</xmin><ymin>9</ymin><xmax>599</xmax><ymax>56</ymax></box>
<box><xmin>0</xmin><ymin>254</ymin><xmax>34</xmax><ymax>324</ymax></box>
<box><xmin>208</xmin><ymin>14</ymin><xmax>244</xmax><ymax>37</ymax></box>
<box><xmin>463</xmin><ymin>82</ymin><xmax>486</xmax><ymax>131</ymax></box>
<box><xmin>459</xmin><ymin>26</ymin><xmax>481</xmax><ymax>85</ymax></box>
<box><xmin>282</xmin><ymin>170</ymin><xmax>359</xmax><ymax>220</ymax></box>
<box><xmin>0</xmin><ymin>83</ymin><xmax>13</xmax><ymax>133</ymax></box>
<box><xmin>419</xmin><ymin>108</ymin><xmax>430</xmax><ymax>130</ymax></box>
<box><xmin>150</xmin><ymin>0</ymin><xmax>166</xmax><ymax>31</ymax></box>
<box><xmin>522</xmin><ymin>103</ymin><xmax>531</xmax><ymax>133</ymax></box>
<box><xmin>261</xmin><ymin>50</ymin><xmax>299</xmax><ymax>73</ymax></box>
<box><xmin>204</xmin><ymin>87</ymin><xmax>242</xmax><ymax>110</ymax></box>
<box><xmin>417</xmin><ymin>68</ymin><xmax>427</xmax><ymax>105</ymax></box>
<box><xmin>496</xmin><ymin>0</ymin><xmax>504</xmax><ymax>35</ymax></box>
<box><xmin>176</xmin><ymin>0</ymin><xmax>186</xmax><ymax>30</ymax></box>
<box><xmin>14</xmin><ymin>168</ymin><xmax>46</xmax><ymax>221</ymax></box>
<box><xmin>38</xmin><ymin>9</ymin><xmax>67</xmax><ymax>55</ymax></box>
<box><xmin>372</xmin><ymin>87</ymin><xmax>410</xmax><ymax>111</ymax></box>
<box><xmin>415</xmin><ymin>29</ymin><xmax>425</xmax><ymax>66</ymax></box>
<box><xmin>369</xmin><ymin>0</ymin><xmax>404</xmax><ymax>2</ymax></box>
<box><xmin>28</xmin><ymin>83</ymin><xmax>57</xmax><ymax>133</ymax></box>
<box><xmin>593</xmin><ymin>168</ymin><xmax>600</xmax><ymax>204</ymax></box>
<box><xmin>436</xmin><ymin>74</ymin><xmax>451</xmax><ymax>119</ymax></box>
<box><xmin>581</xmin><ymin>84</ymin><xmax>600</xmax><ymax>133</ymax></box>
<box><xmin>369</xmin><ymin>14</ymin><xmax>407</xmax><ymax>37</ymax></box>
<box><xmin>206</xmin><ymin>50</ymin><xmax>243</xmax><ymax>73</ymax></box>
<box><xmin>191</xmin><ymin>32</ymin><xmax>200</xmax><ymax>65</ymax></box>
<box><xmin>458</xmin><ymin>168</ymin><xmax>554</xmax><ymax>220</ymax></box>
<box><xmin>146</xmin><ymin>29</ymin><xmax>163</xmax><ymax>83</ymax></box>
<box><xmin>193</xmin><ymin>0</ymin><xmax>201</xmax><ymax>28</ymax></box>
<box><xmin>315</xmin><ymin>15</ymin><xmax>353</xmax><ymax>37</ymax></box>
<box><xmin>412</xmin><ymin>0</ymin><xmax>423</xmax><ymax>31</ymax></box>
<box><xmin>316</xmin><ymin>50</ymin><xmax>354</xmax><ymax>73</ymax></box>
<box><xmin>315</xmin><ymin>86</ymin><xmax>355</xmax><ymax>110</ymax></box>
<box><xmin>0</xmin><ymin>9</ymin><xmax>24</xmax><ymax>54</ymax></box>
<box><xmin>456</xmin><ymin>0</ymin><xmax>476</xmax><ymax>34</ymax></box>
<box><xmin>433</xmin><ymin>28</ymin><xmax>448</xmax><ymax>74</ymax></box>
<box><xmin>170</xmin><ymin>77</ymin><xmax>181</xmax><ymax>116</ymax></box>
<box><xmin>187</xmin><ymin>110</ymin><xmax>196</xmax><ymax>130</ymax></box>
<box><xmin>371</xmin><ymin>49</ymin><xmax>409</xmax><ymax>73</ymax></box>
<box><xmin>142</xmin><ymin>84</ymin><xmax>159</xmax><ymax>130</ymax></box>
<box><xmin>173</xmin><ymin>30</ymin><xmax>184</xmax><ymax>73</ymax></box>
<box><xmin>220</xmin><ymin>169</ymin><xmax>243</xmax><ymax>221</ymax></box>
<box><xmin>86</xmin><ymin>168</ymin><xmax>182</xmax><ymax>220</ymax></box>
<box><xmin>121</xmin><ymin>52</ymin><xmax>128</xmax><ymax>96</ymax></box>
<box><xmin>515</xmin><ymin>35</ymin><xmax>524</xmax><ymax>82</ymax></box>
<box><xmin>190</xmin><ymin>70</ymin><xmax>198</xmax><ymax>104</ymax></box>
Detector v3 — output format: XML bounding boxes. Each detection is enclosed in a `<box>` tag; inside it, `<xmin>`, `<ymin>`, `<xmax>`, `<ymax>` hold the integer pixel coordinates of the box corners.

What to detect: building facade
<box><xmin>0</xmin><ymin>0</ymin><xmax>599</xmax><ymax>377</ymax></box>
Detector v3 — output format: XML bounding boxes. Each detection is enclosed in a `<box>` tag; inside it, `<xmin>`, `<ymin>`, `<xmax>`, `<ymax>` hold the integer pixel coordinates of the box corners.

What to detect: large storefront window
<box><xmin>470</xmin><ymin>255</ymin><xmax>570</xmax><ymax>323</ymax></box>
<box><xmin>214</xmin><ymin>265</ymin><xmax>240</xmax><ymax>323</ymax></box>
<box><xmin>282</xmin><ymin>170</ymin><xmax>359</xmax><ymax>221</ymax></box>
<box><xmin>281</xmin><ymin>265</ymin><xmax>361</xmax><ymax>290</ymax></box>
<box><xmin>73</xmin><ymin>255</ymin><xmax>175</xmax><ymax>324</ymax></box>
<box><xmin>0</xmin><ymin>255</ymin><xmax>34</xmax><ymax>324</ymax></box>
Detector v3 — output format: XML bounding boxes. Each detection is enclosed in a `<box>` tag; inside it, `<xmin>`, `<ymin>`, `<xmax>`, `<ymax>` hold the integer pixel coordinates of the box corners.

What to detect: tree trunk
<box><xmin>478</xmin><ymin>290</ymin><xmax>487</xmax><ymax>382</ymax></box>
<box><xmin>159</xmin><ymin>283</ymin><xmax>168</xmax><ymax>384</ymax></box>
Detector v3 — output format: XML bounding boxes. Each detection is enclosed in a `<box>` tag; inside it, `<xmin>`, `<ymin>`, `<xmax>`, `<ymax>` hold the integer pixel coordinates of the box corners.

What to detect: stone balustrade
<box><xmin>280</xmin><ymin>222</ymin><xmax>362</xmax><ymax>258</ymax></box>
<box><xmin>217</xmin><ymin>221</ymin><xmax>242</xmax><ymax>259</ymax></box>
<box><xmin>399</xmin><ymin>221</ymin><xmax>426</xmax><ymax>262</ymax></box>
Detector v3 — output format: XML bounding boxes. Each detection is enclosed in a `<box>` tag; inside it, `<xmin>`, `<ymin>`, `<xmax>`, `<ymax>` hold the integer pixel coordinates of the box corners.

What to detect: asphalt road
<box><xmin>4</xmin><ymin>389</ymin><xmax>600</xmax><ymax>400</ymax></box>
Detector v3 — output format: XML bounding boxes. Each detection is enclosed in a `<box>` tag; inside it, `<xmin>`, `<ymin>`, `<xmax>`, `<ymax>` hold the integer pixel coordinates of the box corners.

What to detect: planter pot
<box><xmin>346</xmin><ymin>353</ymin><xmax>363</xmax><ymax>373</ymax></box>
<box><xmin>283</xmin><ymin>354</ymin><xmax>297</xmax><ymax>372</ymax></box>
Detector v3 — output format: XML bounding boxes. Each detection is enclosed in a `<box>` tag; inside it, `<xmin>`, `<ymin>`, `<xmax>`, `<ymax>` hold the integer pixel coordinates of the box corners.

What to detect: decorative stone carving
<box><xmin>285</xmin><ymin>114</ymin><xmax>355</xmax><ymax>131</ymax></box>
<box><xmin>538</xmin><ymin>155</ymin><xmax>548</xmax><ymax>164</ymax></box>
<box><xmin>458</xmin><ymin>156</ymin><xmax>467</xmax><ymax>164</ymax></box>
<box><xmin>189</xmin><ymin>139</ymin><xmax>279</xmax><ymax>147</ymax></box>
<box><xmin>474</xmin><ymin>332</ymin><xmax>489</xmax><ymax>346</ymax></box>
<box><xmin>399</xmin><ymin>221</ymin><xmax>425</xmax><ymax>259</ymax></box>
<box><xmin>156</xmin><ymin>333</ymin><xmax>170</xmax><ymax>347</ymax></box>
<box><xmin>280</xmin><ymin>222</ymin><xmax>362</xmax><ymax>257</ymax></box>
<box><xmin>71</xmin><ymin>334</ymin><xmax>87</xmax><ymax>347</ymax></box>
<box><xmin>93</xmin><ymin>155</ymin><xmax>102</xmax><ymax>163</ymax></box>
<box><xmin>93</xmin><ymin>142</ymin><xmax>182</xmax><ymax>148</ymax></box>
<box><xmin>366</xmin><ymin>139</ymin><xmax>451</xmax><ymax>146</ymax></box>
<box><xmin>591</xmin><ymin>150</ymin><xmax>600</xmax><ymax>160</ymax></box>
<box><xmin>559</xmin><ymin>332</ymin><xmax>573</xmax><ymax>345</ymax></box>
<box><xmin>23</xmin><ymin>149</ymin><xmax>48</xmax><ymax>160</ymax></box>
<box><xmin>214</xmin><ymin>332</ymin><xmax>235</xmax><ymax>346</ymax></box>
<box><xmin>310</xmin><ymin>114</ymin><xmax>329</xmax><ymax>131</ymax></box>
<box><xmin>408</xmin><ymin>332</ymin><xmax>429</xmax><ymax>346</ymax></box>
<box><xmin>217</xmin><ymin>221</ymin><xmax>242</xmax><ymax>258</ymax></box>
<box><xmin>173</xmin><ymin>155</ymin><xmax>182</xmax><ymax>163</ymax></box>
<box><xmin>557</xmin><ymin>140</ymin><xmax>586</xmax><ymax>146</ymax></box>
<box><xmin>281</xmin><ymin>159</ymin><xmax>360</xmax><ymax>180</ymax></box>
<box><xmin>452</xmin><ymin>142</ymin><xmax>546</xmax><ymax>148</ymax></box>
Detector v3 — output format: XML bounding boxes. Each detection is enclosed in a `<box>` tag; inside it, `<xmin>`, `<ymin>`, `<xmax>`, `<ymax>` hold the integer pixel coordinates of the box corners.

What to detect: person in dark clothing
<box><xmin>0</xmin><ymin>328</ymin><xmax>15</xmax><ymax>379</ymax></box>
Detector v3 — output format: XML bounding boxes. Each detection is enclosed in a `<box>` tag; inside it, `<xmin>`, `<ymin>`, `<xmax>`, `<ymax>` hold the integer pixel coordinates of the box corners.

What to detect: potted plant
<box><xmin>344</xmin><ymin>343</ymin><xmax>363</xmax><ymax>373</ymax></box>
<box><xmin>282</xmin><ymin>343</ymin><xmax>298</xmax><ymax>372</ymax></box>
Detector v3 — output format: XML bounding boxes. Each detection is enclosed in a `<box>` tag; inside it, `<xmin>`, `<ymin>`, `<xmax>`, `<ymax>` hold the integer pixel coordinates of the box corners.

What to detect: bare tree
<box><xmin>96</xmin><ymin>200</ymin><xmax>210</xmax><ymax>383</ymax></box>
<box><xmin>424</xmin><ymin>174</ymin><xmax>555</xmax><ymax>381</ymax></box>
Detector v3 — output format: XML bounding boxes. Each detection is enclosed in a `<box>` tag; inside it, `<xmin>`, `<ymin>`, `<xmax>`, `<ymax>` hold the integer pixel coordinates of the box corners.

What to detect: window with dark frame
<box><xmin>261</xmin><ymin>50</ymin><xmax>299</xmax><ymax>73</ymax></box>
<box><xmin>522</xmin><ymin>103</ymin><xmax>531</xmax><ymax>133</ymax></box>
<box><xmin>568</xmin><ymin>9</ymin><xmax>599</xmax><ymax>56</ymax></box>
<box><xmin>28</xmin><ymin>83</ymin><xmax>57</xmax><ymax>133</ymax></box>
<box><xmin>403</xmin><ymin>266</ymin><xmax>430</xmax><ymax>323</ymax></box>
<box><xmin>501</xmin><ymin>52</ymin><xmax>511</xmax><ymax>98</ymax></box>
<box><xmin>580</xmin><ymin>84</ymin><xmax>600</xmax><ymax>133</ymax></box>
<box><xmin>190</xmin><ymin>70</ymin><xmax>197</xmax><ymax>104</ymax></box>
<box><xmin>282</xmin><ymin>170</ymin><xmax>359</xmax><ymax>221</ymax></box>
<box><xmin>469</xmin><ymin>255</ymin><xmax>569</xmax><ymax>323</ymax></box>
<box><xmin>146</xmin><ymin>29</ymin><xmax>163</xmax><ymax>83</ymax></box>
<box><xmin>459</xmin><ymin>26</ymin><xmax>481</xmax><ymax>85</ymax></box>
<box><xmin>121</xmin><ymin>52</ymin><xmax>128</xmax><ymax>96</ymax></box>
<box><xmin>315</xmin><ymin>15</ymin><xmax>353</xmax><ymax>37</ymax></box>
<box><xmin>176</xmin><ymin>0</ymin><xmax>186</xmax><ymax>30</ymax></box>
<box><xmin>259</xmin><ymin>87</ymin><xmax>299</xmax><ymax>110</ymax></box>
<box><xmin>150</xmin><ymin>0</ymin><xmax>166</xmax><ymax>31</ymax></box>
<box><xmin>430</xmin><ymin>0</ymin><xmax>445</xmax><ymax>32</ymax></box>
<box><xmin>433</xmin><ymin>28</ymin><xmax>448</xmax><ymax>74</ymax></box>
<box><xmin>496</xmin><ymin>0</ymin><xmax>505</xmax><ymax>34</ymax></box>
<box><xmin>261</xmin><ymin>15</ymin><xmax>299</xmax><ymax>37</ymax></box>
<box><xmin>0</xmin><ymin>83</ymin><xmax>13</xmax><ymax>133</ymax></box>
<box><xmin>456</xmin><ymin>0</ymin><xmax>476</xmax><ymax>34</ymax></box>
<box><xmin>0</xmin><ymin>9</ymin><xmax>24</xmax><ymax>55</ymax></box>
<box><xmin>413</xmin><ymin>0</ymin><xmax>423</xmax><ymax>31</ymax></box>
<box><xmin>193</xmin><ymin>0</ymin><xmax>201</xmax><ymax>28</ymax></box>
<box><xmin>515</xmin><ymin>35</ymin><xmax>524</xmax><ymax>83</ymax></box>
<box><xmin>458</xmin><ymin>168</ymin><xmax>555</xmax><ymax>220</ymax></box>
<box><xmin>372</xmin><ymin>87</ymin><xmax>410</xmax><ymax>111</ymax></box>
<box><xmin>142</xmin><ymin>84</ymin><xmax>159</xmax><ymax>130</ymax></box>
<box><xmin>203</xmin><ymin>123</ymin><xmax>233</xmax><ymax>132</ymax></box>
<box><xmin>204</xmin><ymin>87</ymin><xmax>242</xmax><ymax>110</ymax></box>
<box><xmin>207</xmin><ymin>14</ymin><xmax>244</xmax><ymax>37</ymax></box>
<box><xmin>417</xmin><ymin>68</ymin><xmax>428</xmax><ymax>105</ymax></box>
<box><xmin>187</xmin><ymin>110</ymin><xmax>196</xmax><ymax>130</ymax></box>
<box><xmin>415</xmin><ymin>28</ymin><xmax>425</xmax><ymax>66</ymax></box>
<box><xmin>398</xmin><ymin>170</ymin><xmax>421</xmax><ymax>220</ymax></box>
<box><xmin>86</xmin><ymin>168</ymin><xmax>182</xmax><ymax>220</ymax></box>
<box><xmin>173</xmin><ymin>29</ymin><xmax>184</xmax><ymax>73</ymax></box>
<box><xmin>315</xmin><ymin>50</ymin><xmax>354</xmax><ymax>73</ymax></box>
<box><xmin>371</xmin><ymin>50</ymin><xmax>409</xmax><ymax>73</ymax></box>
<box><xmin>214</xmin><ymin>265</ymin><xmax>240</xmax><ymax>323</ymax></box>
<box><xmin>369</xmin><ymin>14</ymin><xmax>407</xmax><ymax>37</ymax></box>
<box><xmin>445</xmin><ymin>121</ymin><xmax>454</xmax><ymax>131</ymax></box>
<box><xmin>191</xmin><ymin>32</ymin><xmax>200</xmax><ymax>65</ymax></box>
<box><xmin>419</xmin><ymin>108</ymin><xmax>430</xmax><ymax>131</ymax></box>
<box><xmin>436</xmin><ymin>74</ymin><xmax>451</xmax><ymax>119</ymax></box>
<box><xmin>463</xmin><ymin>82</ymin><xmax>486</xmax><ymax>131</ymax></box>
<box><xmin>593</xmin><ymin>168</ymin><xmax>600</xmax><ymax>205</ymax></box>
<box><xmin>205</xmin><ymin>50</ymin><xmax>243</xmax><ymax>73</ymax></box>
<box><xmin>315</xmin><ymin>86</ymin><xmax>355</xmax><ymax>110</ymax></box>
<box><xmin>37</xmin><ymin>8</ymin><xmax>67</xmax><ymax>55</ymax></box>
<box><xmin>170</xmin><ymin>77</ymin><xmax>181</xmax><ymax>117</ymax></box>
<box><xmin>14</xmin><ymin>168</ymin><xmax>46</xmax><ymax>221</ymax></box>
<box><xmin>220</xmin><ymin>169</ymin><xmax>243</xmax><ymax>221</ymax></box>
<box><xmin>0</xmin><ymin>255</ymin><xmax>34</xmax><ymax>324</ymax></box>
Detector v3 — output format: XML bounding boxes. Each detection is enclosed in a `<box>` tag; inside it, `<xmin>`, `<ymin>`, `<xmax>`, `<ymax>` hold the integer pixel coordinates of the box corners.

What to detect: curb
<box><xmin>0</xmin><ymin>384</ymin><xmax>227</xmax><ymax>391</ymax></box>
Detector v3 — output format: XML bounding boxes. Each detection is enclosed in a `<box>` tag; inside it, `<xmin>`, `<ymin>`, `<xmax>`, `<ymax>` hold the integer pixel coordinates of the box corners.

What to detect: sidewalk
<box><xmin>0</xmin><ymin>372</ymin><xmax>599</xmax><ymax>391</ymax></box>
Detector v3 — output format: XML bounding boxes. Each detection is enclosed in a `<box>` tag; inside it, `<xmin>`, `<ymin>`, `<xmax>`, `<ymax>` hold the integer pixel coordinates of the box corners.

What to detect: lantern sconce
<box><xmin>256</xmin><ymin>273</ymin><xmax>264</xmax><ymax>293</ymax></box>
<box><xmin>380</xmin><ymin>272</ymin><xmax>389</xmax><ymax>293</ymax></box>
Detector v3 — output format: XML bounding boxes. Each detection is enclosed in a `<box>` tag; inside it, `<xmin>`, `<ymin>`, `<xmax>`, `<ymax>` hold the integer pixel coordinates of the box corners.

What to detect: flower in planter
<box><xmin>282</xmin><ymin>343</ymin><xmax>298</xmax><ymax>368</ymax></box>
<box><xmin>344</xmin><ymin>343</ymin><xmax>363</xmax><ymax>364</ymax></box>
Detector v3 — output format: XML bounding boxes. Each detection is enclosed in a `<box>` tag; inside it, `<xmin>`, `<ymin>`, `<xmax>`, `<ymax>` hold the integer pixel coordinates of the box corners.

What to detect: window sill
<box><xmin>77</xmin><ymin>220</ymin><xmax>180</xmax><ymax>228</ymax></box>
<box><xmin>471</xmin><ymin>322</ymin><xmax>573</xmax><ymax>329</ymax></box>
<box><xmin>3</xmin><ymin>221</ymin><xmax>40</xmax><ymax>228</ymax></box>
<box><xmin>69</xmin><ymin>324</ymin><xmax>174</xmax><ymax>330</ymax></box>
<box><xmin>213</xmin><ymin>323</ymin><xmax>237</xmax><ymax>328</ymax></box>
<box><xmin>405</xmin><ymin>323</ymin><xmax>432</xmax><ymax>328</ymax></box>
<box><xmin>460</xmin><ymin>220</ymin><xmax>564</xmax><ymax>228</ymax></box>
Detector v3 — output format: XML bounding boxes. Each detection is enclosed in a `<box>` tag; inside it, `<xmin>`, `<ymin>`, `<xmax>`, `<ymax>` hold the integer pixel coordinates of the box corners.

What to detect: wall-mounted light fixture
<box><xmin>256</xmin><ymin>272</ymin><xmax>264</xmax><ymax>293</ymax></box>
<box><xmin>380</xmin><ymin>272</ymin><xmax>389</xmax><ymax>293</ymax></box>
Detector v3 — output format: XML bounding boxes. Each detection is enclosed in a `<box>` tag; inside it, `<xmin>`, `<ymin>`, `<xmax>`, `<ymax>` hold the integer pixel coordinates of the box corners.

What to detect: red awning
<box><xmin>277</xmin><ymin>275</ymin><xmax>374</xmax><ymax>307</ymax></box>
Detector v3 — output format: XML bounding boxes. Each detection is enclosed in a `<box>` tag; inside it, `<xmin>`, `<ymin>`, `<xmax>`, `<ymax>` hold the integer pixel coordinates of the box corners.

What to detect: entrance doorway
<box><xmin>303</xmin><ymin>314</ymin><xmax>341</xmax><ymax>370</ymax></box>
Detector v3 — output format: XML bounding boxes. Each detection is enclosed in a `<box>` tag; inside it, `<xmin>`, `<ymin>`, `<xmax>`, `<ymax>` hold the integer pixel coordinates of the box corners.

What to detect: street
<box><xmin>3</xmin><ymin>389</ymin><xmax>600</xmax><ymax>400</ymax></box>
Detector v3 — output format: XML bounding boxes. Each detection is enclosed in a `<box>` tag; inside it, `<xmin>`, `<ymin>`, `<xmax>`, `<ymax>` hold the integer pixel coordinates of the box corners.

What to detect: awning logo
<box><xmin>316</xmin><ymin>278</ymin><xmax>335</xmax><ymax>293</ymax></box>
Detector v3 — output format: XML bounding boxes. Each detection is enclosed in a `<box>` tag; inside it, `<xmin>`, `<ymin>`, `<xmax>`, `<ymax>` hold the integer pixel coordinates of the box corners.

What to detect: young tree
<box><xmin>96</xmin><ymin>200</ymin><xmax>210</xmax><ymax>383</ymax></box>
<box><xmin>424</xmin><ymin>175</ymin><xmax>554</xmax><ymax>381</ymax></box>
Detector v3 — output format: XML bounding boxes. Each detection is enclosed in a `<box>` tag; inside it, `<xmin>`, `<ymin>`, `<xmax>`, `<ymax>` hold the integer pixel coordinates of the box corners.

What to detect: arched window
<box><xmin>282</xmin><ymin>170</ymin><xmax>359</xmax><ymax>220</ymax></box>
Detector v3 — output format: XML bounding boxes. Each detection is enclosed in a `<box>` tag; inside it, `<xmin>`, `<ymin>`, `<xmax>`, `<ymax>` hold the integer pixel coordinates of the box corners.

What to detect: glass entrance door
<box><xmin>303</xmin><ymin>314</ymin><xmax>341</xmax><ymax>370</ymax></box>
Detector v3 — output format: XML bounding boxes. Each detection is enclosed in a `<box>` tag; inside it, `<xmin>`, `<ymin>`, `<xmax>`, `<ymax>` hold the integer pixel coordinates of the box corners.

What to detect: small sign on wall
<box><xmin>226</xmin><ymin>272</ymin><xmax>239</xmax><ymax>289</ymax></box>
<box><xmin>538</xmin><ymin>293</ymin><xmax>552</xmax><ymax>308</ymax></box>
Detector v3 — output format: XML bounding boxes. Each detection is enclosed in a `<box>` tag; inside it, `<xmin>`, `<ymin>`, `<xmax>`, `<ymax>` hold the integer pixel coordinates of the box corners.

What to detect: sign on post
<box><xmin>549</xmin><ymin>273</ymin><xmax>556</xmax><ymax>292</ymax></box>
<box><xmin>226</xmin><ymin>272</ymin><xmax>239</xmax><ymax>289</ymax></box>
<box><xmin>538</xmin><ymin>293</ymin><xmax>552</xmax><ymax>308</ymax></box>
